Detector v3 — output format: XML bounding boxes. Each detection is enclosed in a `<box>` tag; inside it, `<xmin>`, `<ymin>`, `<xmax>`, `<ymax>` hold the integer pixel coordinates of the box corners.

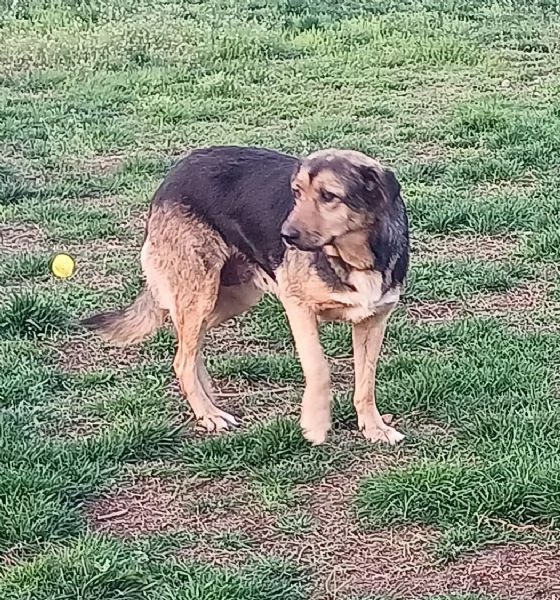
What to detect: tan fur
<box><xmin>281</xmin><ymin>296</ymin><xmax>331</xmax><ymax>445</ymax></box>
<box><xmin>82</xmin><ymin>149</ymin><xmax>404</xmax><ymax>444</ymax></box>
<box><xmin>306</xmin><ymin>148</ymin><xmax>384</xmax><ymax>170</ymax></box>
<box><xmin>352</xmin><ymin>310</ymin><xmax>404</xmax><ymax>444</ymax></box>
<box><xmin>324</xmin><ymin>230</ymin><xmax>374</xmax><ymax>271</ymax></box>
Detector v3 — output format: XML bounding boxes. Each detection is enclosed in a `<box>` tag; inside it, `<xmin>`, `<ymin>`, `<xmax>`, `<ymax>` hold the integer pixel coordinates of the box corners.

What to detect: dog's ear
<box><xmin>359</xmin><ymin>164</ymin><xmax>401</xmax><ymax>205</ymax></box>
<box><xmin>290</xmin><ymin>160</ymin><xmax>302</xmax><ymax>184</ymax></box>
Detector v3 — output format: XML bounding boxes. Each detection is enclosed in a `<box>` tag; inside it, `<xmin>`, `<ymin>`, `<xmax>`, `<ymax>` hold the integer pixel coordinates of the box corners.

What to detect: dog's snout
<box><xmin>281</xmin><ymin>226</ymin><xmax>301</xmax><ymax>245</ymax></box>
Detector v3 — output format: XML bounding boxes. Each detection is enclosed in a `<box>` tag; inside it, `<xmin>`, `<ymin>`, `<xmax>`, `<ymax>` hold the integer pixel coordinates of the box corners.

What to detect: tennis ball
<box><xmin>50</xmin><ymin>253</ymin><xmax>76</xmax><ymax>279</ymax></box>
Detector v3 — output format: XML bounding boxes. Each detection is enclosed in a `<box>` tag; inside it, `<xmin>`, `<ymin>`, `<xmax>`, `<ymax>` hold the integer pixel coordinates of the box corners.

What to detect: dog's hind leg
<box><xmin>172</xmin><ymin>276</ymin><xmax>239</xmax><ymax>432</ymax></box>
<box><xmin>144</xmin><ymin>208</ymin><xmax>236</xmax><ymax>432</ymax></box>
<box><xmin>352</xmin><ymin>309</ymin><xmax>404</xmax><ymax>444</ymax></box>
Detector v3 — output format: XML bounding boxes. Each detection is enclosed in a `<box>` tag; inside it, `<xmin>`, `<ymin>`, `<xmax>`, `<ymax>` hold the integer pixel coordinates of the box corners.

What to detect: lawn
<box><xmin>1</xmin><ymin>0</ymin><xmax>560</xmax><ymax>598</ymax></box>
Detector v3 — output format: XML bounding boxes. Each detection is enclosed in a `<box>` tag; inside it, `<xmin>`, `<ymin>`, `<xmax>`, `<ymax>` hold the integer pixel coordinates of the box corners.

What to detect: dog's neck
<box><xmin>323</xmin><ymin>230</ymin><xmax>374</xmax><ymax>272</ymax></box>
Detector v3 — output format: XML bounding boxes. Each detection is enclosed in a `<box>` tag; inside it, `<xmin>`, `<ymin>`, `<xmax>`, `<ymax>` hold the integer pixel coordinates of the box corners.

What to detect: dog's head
<box><xmin>281</xmin><ymin>149</ymin><xmax>400</xmax><ymax>252</ymax></box>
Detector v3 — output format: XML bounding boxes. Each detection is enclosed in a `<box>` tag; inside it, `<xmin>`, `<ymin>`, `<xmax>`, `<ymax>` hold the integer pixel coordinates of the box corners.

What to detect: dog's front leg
<box><xmin>282</xmin><ymin>298</ymin><xmax>332</xmax><ymax>445</ymax></box>
<box><xmin>352</xmin><ymin>310</ymin><xmax>404</xmax><ymax>444</ymax></box>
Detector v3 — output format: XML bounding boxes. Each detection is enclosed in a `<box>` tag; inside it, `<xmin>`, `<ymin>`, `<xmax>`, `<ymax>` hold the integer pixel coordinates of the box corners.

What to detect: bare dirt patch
<box><xmin>407</xmin><ymin>141</ymin><xmax>451</xmax><ymax>162</ymax></box>
<box><xmin>79</xmin><ymin>154</ymin><xmax>125</xmax><ymax>175</ymax></box>
<box><xmin>0</xmin><ymin>223</ymin><xmax>48</xmax><ymax>255</ymax></box>
<box><xmin>90</xmin><ymin>476</ymin><xmax>204</xmax><ymax>537</ymax></box>
<box><xmin>61</xmin><ymin>238</ymin><xmax>139</xmax><ymax>291</ymax></box>
<box><xmin>473</xmin><ymin>177</ymin><xmax>542</xmax><ymax>198</ymax></box>
<box><xmin>56</xmin><ymin>335</ymin><xmax>143</xmax><ymax>373</ymax></box>
<box><xmin>413</xmin><ymin>233</ymin><xmax>520</xmax><ymax>263</ymax></box>
<box><xmin>406</xmin><ymin>282</ymin><xmax>550</xmax><ymax>323</ymax></box>
<box><xmin>87</xmin><ymin>463</ymin><xmax>560</xmax><ymax>599</ymax></box>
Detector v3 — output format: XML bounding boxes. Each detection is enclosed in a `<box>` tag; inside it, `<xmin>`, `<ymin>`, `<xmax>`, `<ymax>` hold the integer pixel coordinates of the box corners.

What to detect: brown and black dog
<box><xmin>81</xmin><ymin>146</ymin><xmax>409</xmax><ymax>445</ymax></box>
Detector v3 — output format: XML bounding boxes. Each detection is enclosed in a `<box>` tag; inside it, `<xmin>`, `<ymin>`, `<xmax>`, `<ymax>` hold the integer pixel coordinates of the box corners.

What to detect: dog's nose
<box><xmin>281</xmin><ymin>227</ymin><xmax>301</xmax><ymax>245</ymax></box>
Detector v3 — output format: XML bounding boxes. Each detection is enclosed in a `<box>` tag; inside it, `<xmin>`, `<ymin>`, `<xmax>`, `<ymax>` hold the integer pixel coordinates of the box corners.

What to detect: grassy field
<box><xmin>2</xmin><ymin>0</ymin><xmax>560</xmax><ymax>598</ymax></box>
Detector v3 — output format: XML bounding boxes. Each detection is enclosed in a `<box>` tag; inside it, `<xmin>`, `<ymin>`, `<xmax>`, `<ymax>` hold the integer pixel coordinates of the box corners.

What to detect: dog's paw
<box><xmin>301</xmin><ymin>424</ymin><xmax>330</xmax><ymax>445</ymax></box>
<box><xmin>300</xmin><ymin>408</ymin><xmax>331</xmax><ymax>445</ymax></box>
<box><xmin>361</xmin><ymin>424</ymin><xmax>404</xmax><ymax>445</ymax></box>
<box><xmin>197</xmin><ymin>409</ymin><xmax>238</xmax><ymax>433</ymax></box>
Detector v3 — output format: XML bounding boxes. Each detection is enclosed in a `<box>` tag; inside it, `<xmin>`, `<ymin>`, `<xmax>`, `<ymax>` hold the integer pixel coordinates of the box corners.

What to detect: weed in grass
<box><xmin>519</xmin><ymin>228</ymin><xmax>560</xmax><ymax>263</ymax></box>
<box><xmin>276</xmin><ymin>509</ymin><xmax>315</xmax><ymax>536</ymax></box>
<box><xmin>355</xmin><ymin>319</ymin><xmax>560</xmax><ymax>549</ymax></box>
<box><xmin>208</xmin><ymin>353</ymin><xmax>303</xmax><ymax>383</ymax></box>
<box><xmin>211</xmin><ymin>531</ymin><xmax>255</xmax><ymax>551</ymax></box>
<box><xmin>250</xmin><ymin>450</ymin><xmax>336</xmax><ymax>508</ymax></box>
<box><xmin>407</xmin><ymin>187</ymin><xmax>560</xmax><ymax>235</ymax></box>
<box><xmin>0</xmin><ymin>292</ymin><xmax>67</xmax><ymax>339</ymax></box>
<box><xmin>405</xmin><ymin>259</ymin><xmax>533</xmax><ymax>302</ymax></box>
<box><xmin>182</xmin><ymin>418</ymin><xmax>310</xmax><ymax>478</ymax></box>
<box><xmin>0</xmin><ymin>534</ymin><xmax>307</xmax><ymax>600</ymax></box>
<box><xmin>240</xmin><ymin>295</ymin><xmax>291</xmax><ymax>344</ymax></box>
<box><xmin>0</xmin><ymin>342</ymin><xmax>68</xmax><ymax>406</ymax></box>
<box><xmin>0</xmin><ymin>253</ymin><xmax>50</xmax><ymax>284</ymax></box>
<box><xmin>0</xmin><ymin>163</ymin><xmax>37</xmax><ymax>205</ymax></box>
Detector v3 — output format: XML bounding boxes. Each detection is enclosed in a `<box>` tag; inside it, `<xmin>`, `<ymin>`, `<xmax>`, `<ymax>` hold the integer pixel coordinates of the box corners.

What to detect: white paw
<box><xmin>301</xmin><ymin>424</ymin><xmax>330</xmax><ymax>445</ymax></box>
<box><xmin>300</xmin><ymin>407</ymin><xmax>331</xmax><ymax>445</ymax></box>
<box><xmin>197</xmin><ymin>409</ymin><xmax>238</xmax><ymax>433</ymax></box>
<box><xmin>361</xmin><ymin>424</ymin><xmax>404</xmax><ymax>445</ymax></box>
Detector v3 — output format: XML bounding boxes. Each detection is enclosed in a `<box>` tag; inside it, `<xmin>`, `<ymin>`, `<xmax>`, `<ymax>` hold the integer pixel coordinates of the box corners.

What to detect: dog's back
<box><xmin>151</xmin><ymin>146</ymin><xmax>298</xmax><ymax>276</ymax></box>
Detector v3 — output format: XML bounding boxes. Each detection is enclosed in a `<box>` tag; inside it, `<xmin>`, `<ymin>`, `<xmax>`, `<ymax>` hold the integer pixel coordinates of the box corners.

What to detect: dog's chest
<box><xmin>324</xmin><ymin>270</ymin><xmax>400</xmax><ymax>322</ymax></box>
<box><xmin>276</xmin><ymin>250</ymin><xmax>400</xmax><ymax>323</ymax></box>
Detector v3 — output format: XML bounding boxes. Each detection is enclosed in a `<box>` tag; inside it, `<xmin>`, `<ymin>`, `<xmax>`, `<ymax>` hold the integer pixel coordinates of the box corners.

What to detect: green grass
<box><xmin>0</xmin><ymin>535</ymin><xmax>306</xmax><ymax>600</ymax></box>
<box><xmin>0</xmin><ymin>253</ymin><xmax>50</xmax><ymax>284</ymax></box>
<box><xmin>2</xmin><ymin>0</ymin><xmax>560</xmax><ymax>598</ymax></box>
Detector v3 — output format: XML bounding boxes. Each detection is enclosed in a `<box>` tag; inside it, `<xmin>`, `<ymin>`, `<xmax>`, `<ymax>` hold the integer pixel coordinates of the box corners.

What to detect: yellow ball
<box><xmin>50</xmin><ymin>253</ymin><xmax>76</xmax><ymax>279</ymax></box>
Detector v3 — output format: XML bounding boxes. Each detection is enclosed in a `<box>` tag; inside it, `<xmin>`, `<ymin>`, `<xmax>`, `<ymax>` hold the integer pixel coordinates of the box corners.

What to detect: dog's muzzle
<box><xmin>280</xmin><ymin>225</ymin><xmax>301</xmax><ymax>247</ymax></box>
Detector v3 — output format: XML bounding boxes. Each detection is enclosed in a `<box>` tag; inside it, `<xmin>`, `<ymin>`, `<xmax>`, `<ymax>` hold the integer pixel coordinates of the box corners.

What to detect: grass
<box><xmin>2</xmin><ymin>0</ymin><xmax>560</xmax><ymax>598</ymax></box>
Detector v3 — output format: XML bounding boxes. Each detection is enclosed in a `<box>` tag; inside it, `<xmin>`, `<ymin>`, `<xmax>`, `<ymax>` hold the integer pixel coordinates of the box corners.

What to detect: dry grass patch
<box><xmin>473</xmin><ymin>176</ymin><xmax>542</xmax><ymax>198</ymax></box>
<box><xmin>89</xmin><ymin>476</ymin><xmax>213</xmax><ymax>538</ymax></box>
<box><xmin>392</xmin><ymin>544</ymin><xmax>560</xmax><ymax>600</ymax></box>
<box><xmin>86</xmin><ymin>462</ymin><xmax>560</xmax><ymax>599</ymax></box>
<box><xmin>79</xmin><ymin>154</ymin><xmax>125</xmax><ymax>175</ymax></box>
<box><xmin>56</xmin><ymin>335</ymin><xmax>143</xmax><ymax>374</ymax></box>
<box><xmin>45</xmin><ymin>407</ymin><xmax>107</xmax><ymax>441</ymax></box>
<box><xmin>0</xmin><ymin>223</ymin><xmax>48</xmax><ymax>255</ymax></box>
<box><xmin>413</xmin><ymin>233</ymin><xmax>520</xmax><ymax>263</ymax></box>
<box><xmin>406</xmin><ymin>300</ymin><xmax>463</xmax><ymax>323</ymax></box>
<box><xmin>407</xmin><ymin>282</ymin><xmax>549</xmax><ymax>323</ymax></box>
<box><xmin>406</xmin><ymin>141</ymin><xmax>451</xmax><ymax>162</ymax></box>
<box><xmin>61</xmin><ymin>238</ymin><xmax>139</xmax><ymax>290</ymax></box>
<box><xmin>87</xmin><ymin>459</ymin><xmax>424</xmax><ymax>598</ymax></box>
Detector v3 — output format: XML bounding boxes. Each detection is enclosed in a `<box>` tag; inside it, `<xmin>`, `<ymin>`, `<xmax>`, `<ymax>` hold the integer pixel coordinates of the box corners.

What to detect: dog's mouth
<box><xmin>282</xmin><ymin>236</ymin><xmax>332</xmax><ymax>252</ymax></box>
<box><xmin>281</xmin><ymin>229</ymin><xmax>334</xmax><ymax>252</ymax></box>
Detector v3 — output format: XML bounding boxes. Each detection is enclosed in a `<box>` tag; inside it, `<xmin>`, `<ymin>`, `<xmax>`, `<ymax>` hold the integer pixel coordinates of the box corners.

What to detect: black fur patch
<box><xmin>312</xmin><ymin>252</ymin><xmax>351</xmax><ymax>292</ymax></box>
<box><xmin>369</xmin><ymin>193</ymin><xmax>410</xmax><ymax>291</ymax></box>
<box><xmin>152</xmin><ymin>146</ymin><xmax>298</xmax><ymax>277</ymax></box>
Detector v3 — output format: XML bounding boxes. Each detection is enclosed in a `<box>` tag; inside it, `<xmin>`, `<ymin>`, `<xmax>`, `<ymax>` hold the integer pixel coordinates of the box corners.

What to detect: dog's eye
<box><xmin>321</xmin><ymin>191</ymin><xmax>337</xmax><ymax>203</ymax></box>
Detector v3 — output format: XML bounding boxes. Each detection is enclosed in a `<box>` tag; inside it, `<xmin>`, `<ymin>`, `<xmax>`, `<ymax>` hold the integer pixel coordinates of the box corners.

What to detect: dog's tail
<box><xmin>80</xmin><ymin>286</ymin><xmax>165</xmax><ymax>345</ymax></box>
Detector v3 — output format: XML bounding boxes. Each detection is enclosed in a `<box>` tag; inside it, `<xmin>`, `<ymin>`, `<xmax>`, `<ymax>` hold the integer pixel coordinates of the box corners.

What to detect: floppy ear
<box><xmin>359</xmin><ymin>165</ymin><xmax>401</xmax><ymax>205</ymax></box>
<box><xmin>290</xmin><ymin>160</ymin><xmax>302</xmax><ymax>184</ymax></box>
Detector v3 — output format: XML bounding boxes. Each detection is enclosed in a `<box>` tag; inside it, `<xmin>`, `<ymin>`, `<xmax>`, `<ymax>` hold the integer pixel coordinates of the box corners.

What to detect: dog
<box><xmin>80</xmin><ymin>146</ymin><xmax>409</xmax><ymax>445</ymax></box>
